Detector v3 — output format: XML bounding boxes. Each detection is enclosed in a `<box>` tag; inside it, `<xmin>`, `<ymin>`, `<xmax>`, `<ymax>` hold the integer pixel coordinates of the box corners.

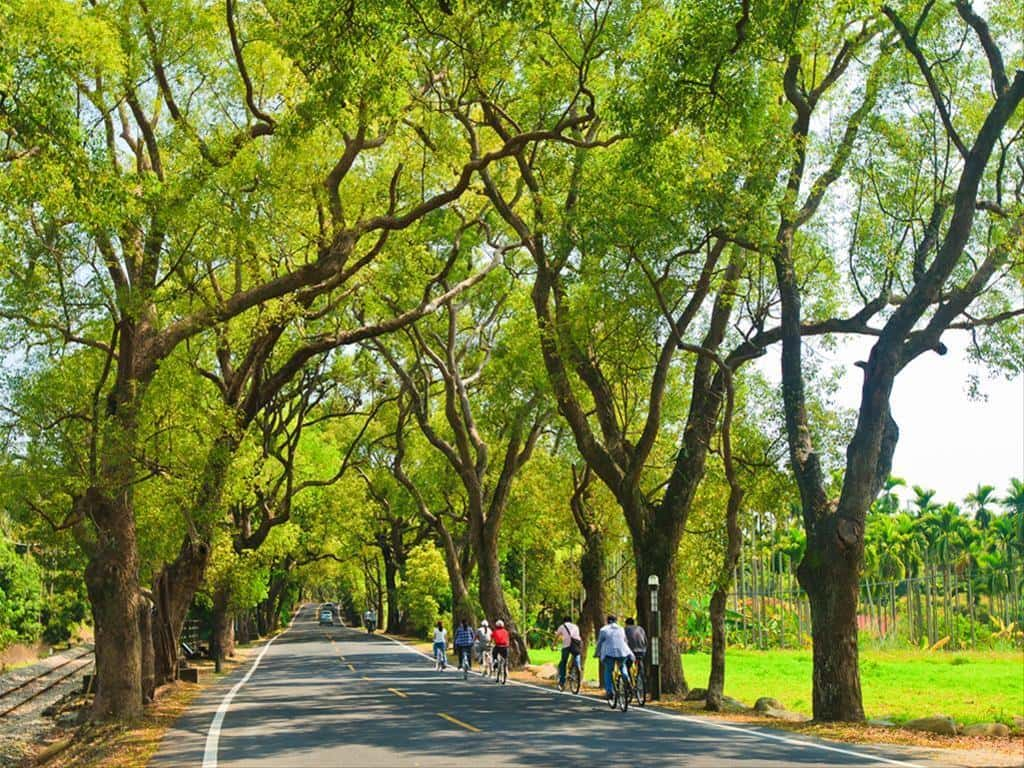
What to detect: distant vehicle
<box><xmin>319</xmin><ymin>609</ymin><xmax>333</xmax><ymax>626</ymax></box>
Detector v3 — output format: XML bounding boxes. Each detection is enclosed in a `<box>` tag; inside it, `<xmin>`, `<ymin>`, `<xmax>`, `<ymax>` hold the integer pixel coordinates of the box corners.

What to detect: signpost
<box><xmin>648</xmin><ymin>574</ymin><xmax>661</xmax><ymax>701</ymax></box>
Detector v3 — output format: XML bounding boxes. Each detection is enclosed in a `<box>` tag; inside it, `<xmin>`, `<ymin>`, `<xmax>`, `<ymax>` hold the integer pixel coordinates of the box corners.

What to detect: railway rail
<box><xmin>0</xmin><ymin>650</ymin><xmax>94</xmax><ymax>719</ymax></box>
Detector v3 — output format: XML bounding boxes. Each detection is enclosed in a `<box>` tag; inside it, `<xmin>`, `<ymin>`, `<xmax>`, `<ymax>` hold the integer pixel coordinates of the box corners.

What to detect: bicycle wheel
<box><xmin>462</xmin><ymin>651</ymin><xmax>469</xmax><ymax>680</ymax></box>
<box><xmin>617</xmin><ymin>672</ymin><xmax>630</xmax><ymax>712</ymax></box>
<box><xmin>499</xmin><ymin>658</ymin><xmax>508</xmax><ymax>684</ymax></box>
<box><xmin>568</xmin><ymin>662</ymin><xmax>580</xmax><ymax>695</ymax></box>
<box><xmin>633</xmin><ymin>663</ymin><xmax>646</xmax><ymax>706</ymax></box>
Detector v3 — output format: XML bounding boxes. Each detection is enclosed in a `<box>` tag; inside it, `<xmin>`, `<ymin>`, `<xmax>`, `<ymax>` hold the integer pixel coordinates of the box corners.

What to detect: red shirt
<box><xmin>491</xmin><ymin>627</ymin><xmax>510</xmax><ymax>647</ymax></box>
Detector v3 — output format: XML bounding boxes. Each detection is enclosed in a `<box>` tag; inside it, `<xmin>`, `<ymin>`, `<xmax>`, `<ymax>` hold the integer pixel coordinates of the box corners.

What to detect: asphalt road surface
<box><xmin>153</xmin><ymin>605</ymin><xmax>935</xmax><ymax>767</ymax></box>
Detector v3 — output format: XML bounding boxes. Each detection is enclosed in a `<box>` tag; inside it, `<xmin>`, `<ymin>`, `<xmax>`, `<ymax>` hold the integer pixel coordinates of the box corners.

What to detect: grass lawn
<box><xmin>527</xmin><ymin>647</ymin><xmax>1024</xmax><ymax>725</ymax></box>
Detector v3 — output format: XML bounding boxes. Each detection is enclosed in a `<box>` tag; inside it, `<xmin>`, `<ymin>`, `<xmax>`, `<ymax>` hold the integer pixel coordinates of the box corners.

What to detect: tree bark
<box><xmin>800</xmin><ymin>539</ymin><xmax>864</xmax><ymax>721</ymax></box>
<box><xmin>151</xmin><ymin>536</ymin><xmax>211</xmax><ymax>685</ymax></box>
<box><xmin>212</xmin><ymin>587</ymin><xmax>236</xmax><ymax>660</ymax></box>
<box><xmin>707</xmin><ymin>471</ymin><xmax>744</xmax><ymax>711</ymax></box>
<box><xmin>477</xmin><ymin>535</ymin><xmax>528</xmax><ymax>665</ymax></box>
<box><xmin>579</xmin><ymin>530</ymin><xmax>605</xmax><ymax>667</ymax></box>
<box><xmin>633</xmin><ymin>529</ymin><xmax>686</xmax><ymax>694</ymax></box>
<box><xmin>78</xmin><ymin>486</ymin><xmax>145</xmax><ymax>720</ymax></box>
<box><xmin>139</xmin><ymin>594</ymin><xmax>155</xmax><ymax>703</ymax></box>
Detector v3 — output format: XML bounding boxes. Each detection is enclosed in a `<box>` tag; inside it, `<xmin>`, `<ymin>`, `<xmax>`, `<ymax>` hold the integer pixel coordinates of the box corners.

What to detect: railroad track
<box><xmin>0</xmin><ymin>651</ymin><xmax>94</xmax><ymax>719</ymax></box>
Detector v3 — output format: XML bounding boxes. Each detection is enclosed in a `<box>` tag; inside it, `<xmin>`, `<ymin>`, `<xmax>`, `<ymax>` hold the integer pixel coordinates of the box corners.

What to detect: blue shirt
<box><xmin>454</xmin><ymin>625</ymin><xmax>475</xmax><ymax>647</ymax></box>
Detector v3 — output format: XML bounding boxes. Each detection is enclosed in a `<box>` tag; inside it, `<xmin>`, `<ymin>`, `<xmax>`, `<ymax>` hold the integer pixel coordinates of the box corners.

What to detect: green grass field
<box><xmin>527</xmin><ymin>647</ymin><xmax>1024</xmax><ymax>725</ymax></box>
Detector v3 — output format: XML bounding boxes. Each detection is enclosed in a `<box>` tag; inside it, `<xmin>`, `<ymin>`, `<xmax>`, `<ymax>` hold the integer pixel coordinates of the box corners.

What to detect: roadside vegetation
<box><xmin>0</xmin><ymin>0</ymin><xmax>1020</xmax><ymax>748</ymax></box>
<box><xmin>528</xmin><ymin>647</ymin><xmax>1022</xmax><ymax>727</ymax></box>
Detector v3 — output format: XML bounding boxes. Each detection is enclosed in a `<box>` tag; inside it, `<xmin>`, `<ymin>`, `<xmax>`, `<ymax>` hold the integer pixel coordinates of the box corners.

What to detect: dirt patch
<box><xmin>1</xmin><ymin>628</ymin><xmax>94</xmax><ymax>675</ymax></box>
<box><xmin>0</xmin><ymin>643</ymin><xmax>50</xmax><ymax>673</ymax></box>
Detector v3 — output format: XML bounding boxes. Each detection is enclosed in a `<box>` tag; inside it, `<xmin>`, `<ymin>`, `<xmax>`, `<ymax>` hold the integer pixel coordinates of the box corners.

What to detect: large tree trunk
<box><xmin>383</xmin><ymin>518</ymin><xmax>409</xmax><ymax>633</ymax></box>
<box><xmin>152</xmin><ymin>536</ymin><xmax>211</xmax><ymax>685</ymax></box>
<box><xmin>212</xmin><ymin>587</ymin><xmax>236</xmax><ymax>661</ymax></box>
<box><xmin>707</xmin><ymin>476</ymin><xmax>743</xmax><ymax>711</ymax></box>
<box><xmin>634</xmin><ymin>532</ymin><xmax>685</xmax><ymax>695</ymax></box>
<box><xmin>578</xmin><ymin>529</ymin><xmax>605</xmax><ymax>671</ymax></box>
<box><xmin>434</xmin><ymin>522</ymin><xmax>474</xmax><ymax>625</ymax></box>
<box><xmin>382</xmin><ymin>546</ymin><xmax>401</xmax><ymax>633</ymax></box>
<box><xmin>139</xmin><ymin>594</ymin><xmax>155</xmax><ymax>703</ymax></box>
<box><xmin>798</xmin><ymin>524</ymin><xmax>865</xmax><ymax>722</ymax></box>
<box><xmin>80</xmin><ymin>488</ymin><xmax>144</xmax><ymax>720</ymax></box>
<box><xmin>478</xmin><ymin>538</ymin><xmax>528</xmax><ymax>666</ymax></box>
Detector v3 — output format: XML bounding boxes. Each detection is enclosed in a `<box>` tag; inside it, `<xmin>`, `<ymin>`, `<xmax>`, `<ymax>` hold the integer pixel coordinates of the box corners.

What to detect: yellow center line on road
<box><xmin>362</xmin><ymin>676</ymin><xmax>375</xmax><ymax>682</ymax></box>
<box><xmin>387</xmin><ymin>687</ymin><xmax>407</xmax><ymax>698</ymax></box>
<box><xmin>347</xmin><ymin>663</ymin><xmax>356</xmax><ymax>672</ymax></box>
<box><xmin>437</xmin><ymin>713</ymin><xmax>481</xmax><ymax>733</ymax></box>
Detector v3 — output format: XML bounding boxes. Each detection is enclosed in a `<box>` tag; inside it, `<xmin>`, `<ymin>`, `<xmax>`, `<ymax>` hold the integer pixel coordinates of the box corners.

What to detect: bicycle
<box><xmin>609</xmin><ymin>659</ymin><xmax>633</xmax><ymax>712</ymax></box>
<box><xmin>434</xmin><ymin>644</ymin><xmax>447</xmax><ymax>671</ymax></box>
<box><xmin>458</xmin><ymin>647</ymin><xmax>472</xmax><ymax>680</ymax></box>
<box><xmin>564</xmin><ymin>653</ymin><xmax>581</xmax><ymax>695</ymax></box>
<box><xmin>630</xmin><ymin>656</ymin><xmax>647</xmax><ymax>706</ymax></box>
<box><xmin>478</xmin><ymin>644</ymin><xmax>493</xmax><ymax>678</ymax></box>
<box><xmin>493</xmin><ymin>650</ymin><xmax>508</xmax><ymax>684</ymax></box>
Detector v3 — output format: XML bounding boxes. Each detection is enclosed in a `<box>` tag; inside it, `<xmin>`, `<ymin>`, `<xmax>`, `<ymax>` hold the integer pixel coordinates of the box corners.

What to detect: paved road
<box><xmin>153</xmin><ymin>605</ymin><xmax>933</xmax><ymax>767</ymax></box>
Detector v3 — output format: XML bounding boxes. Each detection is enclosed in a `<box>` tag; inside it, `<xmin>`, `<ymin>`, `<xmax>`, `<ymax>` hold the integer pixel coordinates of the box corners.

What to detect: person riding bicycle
<box><xmin>554</xmin><ymin>615</ymin><xmax>582</xmax><ymax>690</ymax></box>
<box><xmin>453</xmin><ymin>618</ymin><xmax>475</xmax><ymax>671</ymax></box>
<box><xmin>364</xmin><ymin>608</ymin><xmax>377</xmax><ymax>633</ymax></box>
<box><xmin>490</xmin><ymin>619</ymin><xmax>510</xmax><ymax>668</ymax></box>
<box><xmin>432</xmin><ymin>621</ymin><xmax>448</xmax><ymax>670</ymax></box>
<box><xmin>624</xmin><ymin>617</ymin><xmax>647</xmax><ymax>678</ymax></box>
<box><xmin>474</xmin><ymin>619</ymin><xmax>492</xmax><ymax>664</ymax></box>
<box><xmin>595</xmin><ymin>614</ymin><xmax>634</xmax><ymax>701</ymax></box>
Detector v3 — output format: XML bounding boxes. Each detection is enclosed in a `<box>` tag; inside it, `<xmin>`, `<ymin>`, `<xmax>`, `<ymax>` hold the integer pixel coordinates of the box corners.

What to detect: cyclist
<box><xmin>554</xmin><ymin>616</ymin><xmax>582</xmax><ymax>691</ymax></box>
<box><xmin>491</xmin><ymin>619</ymin><xmax>510</xmax><ymax>670</ymax></box>
<box><xmin>364</xmin><ymin>608</ymin><xmax>377</xmax><ymax>633</ymax></box>
<box><xmin>453</xmin><ymin>618</ymin><xmax>475</xmax><ymax>672</ymax></box>
<box><xmin>474</xmin><ymin>619</ymin><xmax>492</xmax><ymax>668</ymax></box>
<box><xmin>624</xmin><ymin>617</ymin><xmax>647</xmax><ymax>678</ymax></box>
<box><xmin>432</xmin><ymin>621</ymin><xmax>448</xmax><ymax>669</ymax></box>
<box><xmin>595</xmin><ymin>614</ymin><xmax>633</xmax><ymax>701</ymax></box>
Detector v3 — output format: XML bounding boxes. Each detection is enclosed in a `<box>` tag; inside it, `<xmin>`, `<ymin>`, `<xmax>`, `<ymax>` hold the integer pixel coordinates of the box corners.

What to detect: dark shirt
<box><xmin>454</xmin><ymin>625</ymin><xmax>475</xmax><ymax>647</ymax></box>
<box><xmin>625</xmin><ymin>624</ymin><xmax>647</xmax><ymax>654</ymax></box>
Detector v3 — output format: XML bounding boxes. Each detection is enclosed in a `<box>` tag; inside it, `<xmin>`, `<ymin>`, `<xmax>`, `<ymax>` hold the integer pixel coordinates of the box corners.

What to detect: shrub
<box><xmin>0</xmin><ymin>537</ymin><xmax>44</xmax><ymax>649</ymax></box>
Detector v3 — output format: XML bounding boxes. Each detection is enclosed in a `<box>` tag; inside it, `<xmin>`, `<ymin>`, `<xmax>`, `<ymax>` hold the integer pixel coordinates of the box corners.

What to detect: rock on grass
<box><xmin>903</xmin><ymin>716</ymin><xmax>958</xmax><ymax>736</ymax></box>
<box><xmin>961</xmin><ymin>722</ymin><xmax>1010</xmax><ymax>738</ymax></box>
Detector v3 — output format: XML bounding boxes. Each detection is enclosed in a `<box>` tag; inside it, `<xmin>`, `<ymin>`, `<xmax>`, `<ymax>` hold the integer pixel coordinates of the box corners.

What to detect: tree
<box><xmin>965</xmin><ymin>484</ymin><xmax>998</xmax><ymax>530</ymax></box>
<box><xmin>766</xmin><ymin>1</ymin><xmax>1022</xmax><ymax>720</ymax></box>
<box><xmin>0</xmin><ymin>0</ymin><xmax>605</xmax><ymax>718</ymax></box>
<box><xmin>377</xmin><ymin>278</ymin><xmax>547</xmax><ymax>665</ymax></box>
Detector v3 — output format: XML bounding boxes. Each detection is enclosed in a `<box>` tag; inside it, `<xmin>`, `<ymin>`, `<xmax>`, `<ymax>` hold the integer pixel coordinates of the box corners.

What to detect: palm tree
<box><xmin>873</xmin><ymin>476</ymin><xmax>906</xmax><ymax>517</ymax></box>
<box><xmin>1002</xmin><ymin>478</ymin><xmax>1024</xmax><ymax>519</ymax></box>
<box><xmin>894</xmin><ymin>512</ymin><xmax>927</xmax><ymax>642</ymax></box>
<box><xmin>964</xmin><ymin>484</ymin><xmax>997</xmax><ymax>530</ymax></box>
<box><xmin>923</xmin><ymin>503</ymin><xmax>970</xmax><ymax>646</ymax></box>
<box><xmin>865</xmin><ymin>515</ymin><xmax>907</xmax><ymax>639</ymax></box>
<box><xmin>990</xmin><ymin>514</ymin><xmax>1020</xmax><ymax>623</ymax></box>
<box><xmin>912</xmin><ymin>486</ymin><xmax>939</xmax><ymax>518</ymax></box>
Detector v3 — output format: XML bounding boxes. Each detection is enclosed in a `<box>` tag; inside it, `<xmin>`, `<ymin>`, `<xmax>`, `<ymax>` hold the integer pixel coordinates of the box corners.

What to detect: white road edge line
<box><xmin>372</xmin><ymin>630</ymin><xmax>926</xmax><ymax>768</ymax></box>
<box><xmin>202</xmin><ymin>608</ymin><xmax>301</xmax><ymax>768</ymax></box>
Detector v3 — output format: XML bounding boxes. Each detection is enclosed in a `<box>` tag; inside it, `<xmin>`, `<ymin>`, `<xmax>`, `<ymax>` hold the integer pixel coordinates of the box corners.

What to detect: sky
<box><xmin>758</xmin><ymin>334</ymin><xmax>1024</xmax><ymax>508</ymax></box>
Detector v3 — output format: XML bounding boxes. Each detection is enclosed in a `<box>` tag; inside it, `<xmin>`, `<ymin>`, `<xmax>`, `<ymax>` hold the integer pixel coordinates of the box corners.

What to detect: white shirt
<box><xmin>596</xmin><ymin>622</ymin><xmax>634</xmax><ymax>660</ymax></box>
<box><xmin>476</xmin><ymin>626</ymin><xmax>492</xmax><ymax>644</ymax></box>
<box><xmin>432</xmin><ymin>627</ymin><xmax>447</xmax><ymax>644</ymax></box>
<box><xmin>555</xmin><ymin>621</ymin><xmax>581</xmax><ymax>648</ymax></box>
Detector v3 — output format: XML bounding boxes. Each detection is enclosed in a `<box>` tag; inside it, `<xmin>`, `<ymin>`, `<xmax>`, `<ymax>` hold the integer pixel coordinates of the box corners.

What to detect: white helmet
<box><xmin>495</xmin><ymin>620</ymin><xmax>504</xmax><ymax>628</ymax></box>
<box><xmin>480</xmin><ymin>619</ymin><xmax>489</xmax><ymax>627</ymax></box>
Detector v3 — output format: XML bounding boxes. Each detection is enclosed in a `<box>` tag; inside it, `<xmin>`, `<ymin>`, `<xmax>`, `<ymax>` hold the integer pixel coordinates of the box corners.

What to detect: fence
<box><xmin>726</xmin><ymin>564</ymin><xmax>1024</xmax><ymax>650</ymax></box>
